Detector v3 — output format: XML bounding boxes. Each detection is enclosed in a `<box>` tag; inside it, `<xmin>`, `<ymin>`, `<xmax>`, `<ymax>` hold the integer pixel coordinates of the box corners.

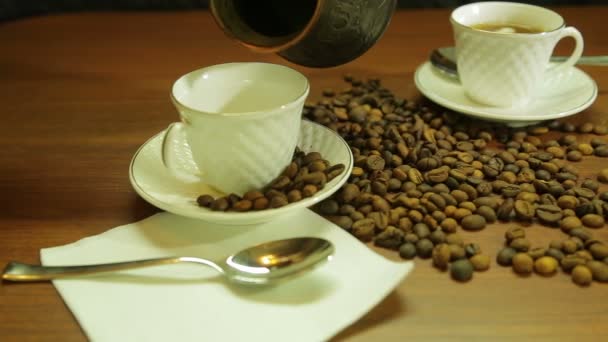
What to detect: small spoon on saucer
<box><xmin>430</xmin><ymin>46</ymin><xmax>608</xmax><ymax>80</ymax></box>
<box><xmin>2</xmin><ymin>237</ymin><xmax>334</xmax><ymax>285</ymax></box>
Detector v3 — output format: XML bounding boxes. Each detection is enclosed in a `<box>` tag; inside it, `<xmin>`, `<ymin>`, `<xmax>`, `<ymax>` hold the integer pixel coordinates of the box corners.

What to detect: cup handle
<box><xmin>547</xmin><ymin>27</ymin><xmax>584</xmax><ymax>75</ymax></box>
<box><xmin>160</xmin><ymin>122</ymin><xmax>188</xmax><ymax>176</ymax></box>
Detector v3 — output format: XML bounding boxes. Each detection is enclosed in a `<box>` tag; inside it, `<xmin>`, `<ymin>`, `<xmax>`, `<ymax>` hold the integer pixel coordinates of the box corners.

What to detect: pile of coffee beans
<box><xmin>304</xmin><ymin>75</ymin><xmax>608</xmax><ymax>285</ymax></box>
<box><xmin>197</xmin><ymin>148</ymin><xmax>345</xmax><ymax>212</ymax></box>
<box><xmin>498</xmin><ymin>226</ymin><xmax>608</xmax><ymax>285</ymax></box>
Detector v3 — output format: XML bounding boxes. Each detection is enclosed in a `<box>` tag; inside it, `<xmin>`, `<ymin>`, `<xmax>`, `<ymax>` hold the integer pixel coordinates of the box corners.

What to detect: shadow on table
<box><xmin>332</xmin><ymin>290</ymin><xmax>408</xmax><ymax>340</ymax></box>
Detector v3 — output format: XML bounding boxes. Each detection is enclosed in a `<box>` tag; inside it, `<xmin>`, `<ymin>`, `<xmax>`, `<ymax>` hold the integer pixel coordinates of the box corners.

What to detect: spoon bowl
<box><xmin>2</xmin><ymin>237</ymin><xmax>334</xmax><ymax>285</ymax></box>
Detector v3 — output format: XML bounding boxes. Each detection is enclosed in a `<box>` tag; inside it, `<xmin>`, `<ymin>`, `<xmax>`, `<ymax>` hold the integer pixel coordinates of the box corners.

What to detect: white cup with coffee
<box><xmin>161</xmin><ymin>62</ymin><xmax>309</xmax><ymax>196</ymax></box>
<box><xmin>451</xmin><ymin>2</ymin><xmax>584</xmax><ymax>108</ymax></box>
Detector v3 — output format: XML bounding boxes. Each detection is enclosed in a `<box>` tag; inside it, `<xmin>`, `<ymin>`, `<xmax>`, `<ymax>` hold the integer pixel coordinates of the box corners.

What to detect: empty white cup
<box><xmin>161</xmin><ymin>62</ymin><xmax>309</xmax><ymax>195</ymax></box>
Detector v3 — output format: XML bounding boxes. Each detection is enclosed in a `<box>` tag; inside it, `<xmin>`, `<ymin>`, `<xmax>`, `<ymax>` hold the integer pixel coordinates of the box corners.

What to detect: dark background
<box><xmin>1</xmin><ymin>0</ymin><xmax>607</xmax><ymax>22</ymax></box>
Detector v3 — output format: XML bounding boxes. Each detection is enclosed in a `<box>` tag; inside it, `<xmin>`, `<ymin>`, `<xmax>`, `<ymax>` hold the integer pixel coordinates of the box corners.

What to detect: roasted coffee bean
<box><xmin>352</xmin><ymin>218</ymin><xmax>376</xmax><ymax>241</ymax></box>
<box><xmin>317</xmin><ymin>199</ymin><xmax>339</xmax><ymax>215</ymax></box>
<box><xmin>587</xmin><ymin>260</ymin><xmax>608</xmax><ymax>282</ymax></box>
<box><xmin>510</xmin><ymin>238</ymin><xmax>531</xmax><ymax>252</ymax></box>
<box><xmin>371</xmin><ymin>181</ymin><xmax>388</xmax><ymax>195</ymax></box>
<box><xmin>253</xmin><ymin>197</ymin><xmax>269</xmax><ymax>210</ymax></box>
<box><xmin>399</xmin><ymin>242</ymin><xmax>417</xmax><ymax>259</ymax></box>
<box><xmin>326</xmin><ymin>164</ymin><xmax>346</xmax><ymax>181</ymax></box>
<box><xmin>351</xmin><ymin>166</ymin><xmax>364</xmax><ymax>177</ymax></box>
<box><xmin>441</xmin><ymin>218</ymin><xmax>459</xmax><ymax>233</ymax></box>
<box><xmin>561</xmin><ymin>255</ymin><xmax>588</xmax><ymax>272</ymax></box>
<box><xmin>327</xmin><ymin>215</ymin><xmax>353</xmax><ymax>230</ymax></box>
<box><xmin>417</xmin><ymin>157</ymin><xmax>439</xmax><ymax>171</ymax></box>
<box><xmin>416</xmin><ymin>238</ymin><xmax>434</xmax><ymax>258</ymax></box>
<box><xmin>575</xmin><ymin>250</ymin><xmax>594</xmax><ymax>261</ymax></box>
<box><xmin>368</xmin><ymin>212</ymin><xmax>389</xmax><ymax>230</ymax></box>
<box><xmin>408</xmin><ymin>168</ymin><xmax>424</xmax><ymax>184</ymax></box>
<box><xmin>429</xmin><ymin>229</ymin><xmax>447</xmax><ymax>245</ymax></box>
<box><xmin>512</xmin><ymin>253</ymin><xmax>534</xmax><ymax>274</ymax></box>
<box><xmin>557</xmin><ymin>195</ymin><xmax>578</xmax><ymax>210</ymax></box>
<box><xmin>464</xmin><ymin>243</ymin><xmax>482</xmax><ymax>257</ymax></box>
<box><xmin>374</xmin><ymin>226</ymin><xmax>404</xmax><ymax>249</ymax></box>
<box><xmin>578</xmin><ymin>143</ymin><xmax>594</xmax><ymax>155</ymax></box>
<box><xmin>574</xmin><ymin>187</ymin><xmax>596</xmax><ymax>200</ymax></box>
<box><xmin>458</xmin><ymin>184</ymin><xmax>478</xmax><ymax>200</ymax></box>
<box><xmin>425</xmin><ymin>167</ymin><xmax>449</xmax><ymax>183</ymax></box>
<box><xmin>546</xmin><ymin>247</ymin><xmax>565</xmax><ymax>262</ymax></box>
<box><xmin>476</xmin><ymin>205</ymin><xmax>497</xmax><ymax>223</ymax></box>
<box><xmin>413</xmin><ymin>223</ymin><xmax>431</xmax><ymax>239</ymax></box>
<box><xmin>514</xmin><ymin>200</ymin><xmax>535</xmax><ymax>220</ymax></box>
<box><xmin>572</xmin><ymin>265</ymin><xmax>593</xmax><ymax>286</ymax></box>
<box><xmin>302</xmin><ymin>184</ymin><xmax>319</xmax><ymax>197</ymax></box>
<box><xmin>528</xmin><ymin>247</ymin><xmax>547</xmax><ymax>260</ymax></box>
<box><xmin>449</xmin><ymin>244</ymin><xmax>467</xmax><ymax>261</ymax></box>
<box><xmin>497</xmin><ymin>247</ymin><xmax>518</xmax><ymax>266</ymax></box>
<box><xmin>594</xmin><ymin>125</ymin><xmax>608</xmax><ymax>135</ymax></box>
<box><xmin>445</xmin><ymin>233</ymin><xmax>464</xmax><ymax>247</ymax></box>
<box><xmin>582</xmin><ymin>214</ymin><xmax>605</xmax><ymax>228</ymax></box>
<box><xmin>210</xmin><ymin>197</ymin><xmax>229</xmax><ymax>211</ymax></box>
<box><xmin>451</xmin><ymin>259</ymin><xmax>474</xmax><ymax>282</ymax></box>
<box><xmin>461</xmin><ymin>215</ymin><xmax>486</xmax><ymax>231</ymax></box>
<box><xmin>534</xmin><ymin>256</ymin><xmax>558</xmax><ymax>276</ymax></box>
<box><xmin>562</xmin><ymin>238</ymin><xmax>580</xmax><ymax>253</ymax></box>
<box><xmin>404</xmin><ymin>232</ymin><xmax>418</xmax><ymax>243</ymax></box>
<box><xmin>341</xmin><ymin>184</ymin><xmax>360</xmax><ymax>203</ymax></box>
<box><xmin>582</xmin><ymin>179</ymin><xmax>600</xmax><ymax>192</ymax></box>
<box><xmin>595</xmin><ymin>145</ymin><xmax>608</xmax><ymax>157</ymax></box>
<box><xmin>432</xmin><ymin>243</ymin><xmax>451</xmax><ymax>270</ymax></box>
<box><xmin>459</xmin><ymin>202</ymin><xmax>477</xmax><ymax>213</ymax></box>
<box><xmin>470</xmin><ymin>254</ymin><xmax>491</xmax><ymax>271</ymax></box>
<box><xmin>597</xmin><ymin>169</ymin><xmax>608</xmax><ymax>183</ymax></box>
<box><xmin>372</xmin><ymin>196</ymin><xmax>391</xmax><ymax>212</ymax></box>
<box><xmin>428</xmin><ymin>193</ymin><xmax>447</xmax><ymax>210</ymax></box>
<box><xmin>536</xmin><ymin>204</ymin><xmax>563</xmax><ymax>224</ymax></box>
<box><xmin>350</xmin><ymin>211</ymin><xmax>365</xmax><ymax>221</ymax></box>
<box><xmin>197</xmin><ymin>194</ymin><xmax>214</xmax><ymax>207</ymax></box>
<box><xmin>473</xmin><ymin>196</ymin><xmax>500</xmax><ymax>210</ymax></box>
<box><xmin>232</xmin><ymin>199</ymin><xmax>253</xmax><ymax>212</ymax></box>
<box><xmin>575</xmin><ymin>201</ymin><xmax>594</xmax><ymax>217</ymax></box>
<box><xmin>569</xmin><ymin>228</ymin><xmax>593</xmax><ymax>242</ymax></box>
<box><xmin>560</xmin><ymin>216</ymin><xmax>583</xmax><ymax>232</ymax></box>
<box><xmin>591</xmin><ymin>137</ymin><xmax>607</xmax><ymax>147</ymax></box>
<box><xmin>589</xmin><ymin>243</ymin><xmax>608</xmax><ymax>260</ymax></box>
<box><xmin>497</xmin><ymin>198</ymin><xmax>514</xmax><ymax>221</ymax></box>
<box><xmin>505</xmin><ymin>227</ymin><xmax>525</xmax><ymax>242</ymax></box>
<box><xmin>567</xmin><ymin>150</ymin><xmax>583</xmax><ymax>161</ymax></box>
<box><xmin>268</xmin><ymin>195</ymin><xmax>288</xmax><ymax>208</ymax></box>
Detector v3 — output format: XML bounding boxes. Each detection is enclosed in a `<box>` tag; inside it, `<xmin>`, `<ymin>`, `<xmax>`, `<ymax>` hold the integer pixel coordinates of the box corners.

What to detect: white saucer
<box><xmin>414</xmin><ymin>61</ymin><xmax>598</xmax><ymax>127</ymax></box>
<box><xmin>129</xmin><ymin>120</ymin><xmax>353</xmax><ymax>225</ymax></box>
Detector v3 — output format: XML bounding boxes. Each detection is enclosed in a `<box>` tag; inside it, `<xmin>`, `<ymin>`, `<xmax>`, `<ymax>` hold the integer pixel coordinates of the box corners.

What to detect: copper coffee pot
<box><xmin>210</xmin><ymin>0</ymin><xmax>397</xmax><ymax>68</ymax></box>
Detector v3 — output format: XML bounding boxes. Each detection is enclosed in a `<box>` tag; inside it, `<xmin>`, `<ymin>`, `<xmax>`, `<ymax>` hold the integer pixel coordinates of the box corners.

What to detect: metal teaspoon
<box><xmin>2</xmin><ymin>237</ymin><xmax>334</xmax><ymax>285</ymax></box>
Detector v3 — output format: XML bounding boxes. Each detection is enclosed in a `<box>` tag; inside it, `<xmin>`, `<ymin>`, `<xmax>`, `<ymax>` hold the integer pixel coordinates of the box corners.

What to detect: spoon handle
<box><xmin>553</xmin><ymin>55</ymin><xmax>608</xmax><ymax>66</ymax></box>
<box><xmin>2</xmin><ymin>257</ymin><xmax>211</xmax><ymax>282</ymax></box>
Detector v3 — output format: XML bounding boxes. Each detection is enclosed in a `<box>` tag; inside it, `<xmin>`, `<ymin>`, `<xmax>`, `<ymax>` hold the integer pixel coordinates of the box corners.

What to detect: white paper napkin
<box><xmin>41</xmin><ymin>209</ymin><xmax>413</xmax><ymax>342</ymax></box>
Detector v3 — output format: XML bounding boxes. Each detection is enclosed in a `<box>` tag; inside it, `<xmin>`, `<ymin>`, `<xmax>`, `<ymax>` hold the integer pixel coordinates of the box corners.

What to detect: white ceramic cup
<box><xmin>161</xmin><ymin>62</ymin><xmax>309</xmax><ymax>196</ymax></box>
<box><xmin>451</xmin><ymin>2</ymin><xmax>584</xmax><ymax>108</ymax></box>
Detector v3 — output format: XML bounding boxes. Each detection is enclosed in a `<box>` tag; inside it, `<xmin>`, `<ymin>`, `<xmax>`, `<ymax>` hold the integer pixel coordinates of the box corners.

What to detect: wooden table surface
<box><xmin>1</xmin><ymin>7</ymin><xmax>608</xmax><ymax>341</ymax></box>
